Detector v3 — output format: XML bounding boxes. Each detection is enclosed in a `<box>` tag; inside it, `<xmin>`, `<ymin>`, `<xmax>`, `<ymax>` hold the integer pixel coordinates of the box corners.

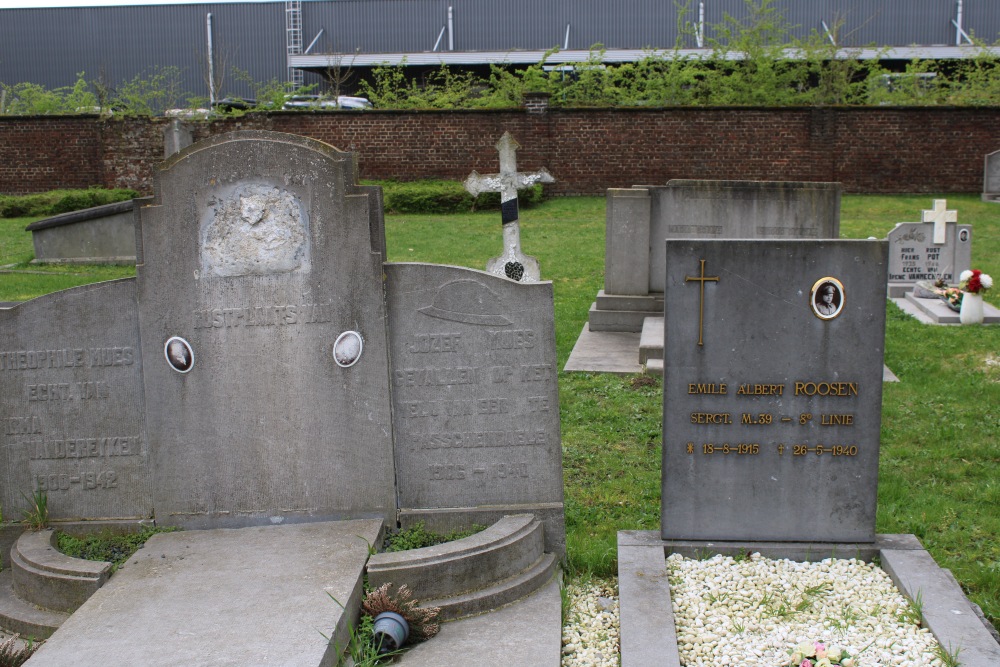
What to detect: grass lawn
<box><xmin>2</xmin><ymin>193</ymin><xmax>998</xmax><ymax>632</ymax></box>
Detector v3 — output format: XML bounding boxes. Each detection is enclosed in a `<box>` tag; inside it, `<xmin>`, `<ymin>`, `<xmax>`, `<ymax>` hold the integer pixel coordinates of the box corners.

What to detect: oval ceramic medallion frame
<box><xmin>333</xmin><ymin>330</ymin><xmax>364</xmax><ymax>368</ymax></box>
<box><xmin>810</xmin><ymin>277</ymin><xmax>845</xmax><ymax>321</ymax></box>
<box><xmin>164</xmin><ymin>336</ymin><xmax>195</xmax><ymax>373</ymax></box>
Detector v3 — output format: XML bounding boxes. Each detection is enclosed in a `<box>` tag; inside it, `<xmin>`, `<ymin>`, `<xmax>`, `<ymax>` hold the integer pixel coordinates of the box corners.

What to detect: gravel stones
<box><xmin>666</xmin><ymin>553</ymin><xmax>946</xmax><ymax>667</ymax></box>
<box><xmin>561</xmin><ymin>580</ymin><xmax>619</xmax><ymax>667</ymax></box>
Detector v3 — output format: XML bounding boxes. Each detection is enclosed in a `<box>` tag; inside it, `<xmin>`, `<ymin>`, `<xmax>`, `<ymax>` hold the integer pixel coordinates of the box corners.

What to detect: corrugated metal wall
<box><xmin>0</xmin><ymin>3</ymin><xmax>290</xmax><ymax>102</ymax></box>
<box><xmin>2</xmin><ymin>1</ymin><xmax>999</xmax><ymax>101</ymax></box>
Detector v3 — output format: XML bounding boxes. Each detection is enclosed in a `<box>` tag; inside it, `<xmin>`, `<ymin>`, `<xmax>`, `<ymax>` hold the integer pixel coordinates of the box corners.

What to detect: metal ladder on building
<box><xmin>285</xmin><ymin>1</ymin><xmax>304</xmax><ymax>90</ymax></box>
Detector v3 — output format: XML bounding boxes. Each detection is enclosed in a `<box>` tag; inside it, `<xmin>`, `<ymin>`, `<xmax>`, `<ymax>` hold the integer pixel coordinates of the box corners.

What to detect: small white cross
<box><xmin>921</xmin><ymin>199</ymin><xmax>957</xmax><ymax>245</ymax></box>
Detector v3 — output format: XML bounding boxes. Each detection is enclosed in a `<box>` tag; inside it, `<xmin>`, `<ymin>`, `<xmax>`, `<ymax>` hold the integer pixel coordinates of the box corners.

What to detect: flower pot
<box><xmin>372</xmin><ymin>611</ymin><xmax>409</xmax><ymax>655</ymax></box>
<box><xmin>959</xmin><ymin>292</ymin><xmax>984</xmax><ymax>325</ymax></box>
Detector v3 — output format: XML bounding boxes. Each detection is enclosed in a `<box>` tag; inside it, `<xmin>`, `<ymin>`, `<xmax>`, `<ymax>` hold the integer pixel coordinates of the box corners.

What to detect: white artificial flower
<box><xmin>960</xmin><ymin>269</ymin><xmax>973</xmax><ymax>282</ymax></box>
<box><xmin>981</xmin><ymin>273</ymin><xmax>993</xmax><ymax>290</ymax></box>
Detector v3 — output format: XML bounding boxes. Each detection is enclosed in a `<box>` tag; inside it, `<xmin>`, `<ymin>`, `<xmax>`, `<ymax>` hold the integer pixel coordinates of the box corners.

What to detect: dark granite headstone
<box><xmin>661</xmin><ymin>240</ymin><xmax>888</xmax><ymax>543</ymax></box>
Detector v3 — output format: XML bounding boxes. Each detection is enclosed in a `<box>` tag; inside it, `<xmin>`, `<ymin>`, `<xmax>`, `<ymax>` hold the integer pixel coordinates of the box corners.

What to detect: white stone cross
<box><xmin>921</xmin><ymin>199</ymin><xmax>957</xmax><ymax>245</ymax></box>
<box><xmin>464</xmin><ymin>132</ymin><xmax>554</xmax><ymax>282</ymax></box>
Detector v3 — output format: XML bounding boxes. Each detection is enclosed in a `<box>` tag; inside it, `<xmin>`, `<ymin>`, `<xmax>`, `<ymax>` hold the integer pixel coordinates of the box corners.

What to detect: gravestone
<box><xmin>983</xmin><ymin>149</ymin><xmax>1000</xmax><ymax>202</ymax></box>
<box><xmin>464</xmin><ymin>132</ymin><xmax>554</xmax><ymax>283</ymax></box>
<box><xmin>590</xmin><ymin>180</ymin><xmax>841</xmax><ymax>332</ymax></box>
<box><xmin>886</xmin><ymin>199</ymin><xmax>972</xmax><ymax>297</ymax></box>
<box><xmin>136</xmin><ymin>131</ymin><xmax>397</xmax><ymax>528</ymax></box>
<box><xmin>25</xmin><ymin>200</ymin><xmax>138</xmax><ymax>265</ymax></box>
<box><xmin>386</xmin><ymin>264</ymin><xmax>564</xmax><ymax>552</ymax></box>
<box><xmin>0</xmin><ymin>279</ymin><xmax>150</xmax><ymax>521</ymax></box>
<box><xmin>661</xmin><ymin>239</ymin><xmax>888</xmax><ymax>542</ymax></box>
<box><xmin>1</xmin><ymin>130</ymin><xmax>564</xmax><ymax>542</ymax></box>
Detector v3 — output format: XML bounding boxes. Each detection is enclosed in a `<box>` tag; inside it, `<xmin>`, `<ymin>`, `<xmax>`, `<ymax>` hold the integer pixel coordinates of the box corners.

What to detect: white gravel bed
<box><xmin>667</xmin><ymin>553</ymin><xmax>946</xmax><ymax>667</ymax></box>
<box><xmin>561</xmin><ymin>578</ymin><xmax>620</xmax><ymax>667</ymax></box>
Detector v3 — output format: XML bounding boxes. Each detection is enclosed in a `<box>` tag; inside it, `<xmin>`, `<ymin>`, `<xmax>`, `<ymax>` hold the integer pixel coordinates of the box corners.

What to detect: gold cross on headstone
<box><xmin>921</xmin><ymin>199</ymin><xmax>957</xmax><ymax>245</ymax></box>
<box><xmin>685</xmin><ymin>259</ymin><xmax>719</xmax><ymax>347</ymax></box>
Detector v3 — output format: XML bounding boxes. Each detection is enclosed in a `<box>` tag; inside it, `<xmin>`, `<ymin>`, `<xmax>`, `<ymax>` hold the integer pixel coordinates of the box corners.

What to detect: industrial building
<box><xmin>1</xmin><ymin>0</ymin><xmax>999</xmax><ymax>104</ymax></box>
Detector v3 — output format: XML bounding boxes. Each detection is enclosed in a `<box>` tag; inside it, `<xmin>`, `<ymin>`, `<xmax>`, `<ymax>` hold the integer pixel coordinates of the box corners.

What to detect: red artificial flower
<box><xmin>968</xmin><ymin>269</ymin><xmax>982</xmax><ymax>294</ymax></box>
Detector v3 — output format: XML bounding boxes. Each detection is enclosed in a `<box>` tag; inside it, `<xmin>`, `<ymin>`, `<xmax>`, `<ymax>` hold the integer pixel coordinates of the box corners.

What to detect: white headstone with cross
<box><xmin>886</xmin><ymin>198</ymin><xmax>972</xmax><ymax>296</ymax></box>
<box><xmin>464</xmin><ymin>132</ymin><xmax>554</xmax><ymax>282</ymax></box>
<box><xmin>921</xmin><ymin>199</ymin><xmax>958</xmax><ymax>245</ymax></box>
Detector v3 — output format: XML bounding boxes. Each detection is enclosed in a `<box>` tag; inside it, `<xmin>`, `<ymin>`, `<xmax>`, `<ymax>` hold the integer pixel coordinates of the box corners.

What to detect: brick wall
<box><xmin>2</xmin><ymin>107</ymin><xmax>998</xmax><ymax>196</ymax></box>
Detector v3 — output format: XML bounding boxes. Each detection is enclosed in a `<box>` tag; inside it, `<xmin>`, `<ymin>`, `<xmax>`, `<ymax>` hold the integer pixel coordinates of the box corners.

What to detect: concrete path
<box><xmin>25</xmin><ymin>520</ymin><xmax>382</xmax><ymax>667</ymax></box>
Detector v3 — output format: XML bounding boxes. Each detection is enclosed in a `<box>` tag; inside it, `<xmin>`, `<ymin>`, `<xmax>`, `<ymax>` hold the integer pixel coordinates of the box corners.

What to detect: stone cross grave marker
<box><xmin>464</xmin><ymin>131</ymin><xmax>554</xmax><ymax>282</ymax></box>
<box><xmin>662</xmin><ymin>239</ymin><xmax>888</xmax><ymax>543</ymax></box>
<box><xmin>921</xmin><ymin>199</ymin><xmax>957</xmax><ymax>245</ymax></box>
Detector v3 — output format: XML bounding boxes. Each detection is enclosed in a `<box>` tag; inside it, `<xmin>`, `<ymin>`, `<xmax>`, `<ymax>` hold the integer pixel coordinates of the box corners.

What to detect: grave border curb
<box><xmin>617</xmin><ymin>531</ymin><xmax>1000</xmax><ymax>667</ymax></box>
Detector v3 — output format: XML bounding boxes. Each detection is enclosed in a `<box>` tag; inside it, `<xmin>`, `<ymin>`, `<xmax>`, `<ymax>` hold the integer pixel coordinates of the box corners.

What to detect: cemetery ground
<box><xmin>1</xmin><ymin>192</ymin><xmax>999</xmax><ymax>647</ymax></box>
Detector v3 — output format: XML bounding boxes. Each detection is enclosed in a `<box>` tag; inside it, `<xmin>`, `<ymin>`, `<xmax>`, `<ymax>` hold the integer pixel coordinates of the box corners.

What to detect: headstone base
<box><xmin>894</xmin><ymin>293</ymin><xmax>1000</xmax><ymax>325</ymax></box>
<box><xmin>618</xmin><ymin>531</ymin><xmax>1000</xmax><ymax>667</ymax></box>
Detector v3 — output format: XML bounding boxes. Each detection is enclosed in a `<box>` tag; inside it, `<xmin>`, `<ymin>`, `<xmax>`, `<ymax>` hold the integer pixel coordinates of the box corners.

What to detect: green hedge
<box><xmin>365</xmin><ymin>179</ymin><xmax>544</xmax><ymax>215</ymax></box>
<box><xmin>0</xmin><ymin>188</ymin><xmax>138</xmax><ymax>219</ymax></box>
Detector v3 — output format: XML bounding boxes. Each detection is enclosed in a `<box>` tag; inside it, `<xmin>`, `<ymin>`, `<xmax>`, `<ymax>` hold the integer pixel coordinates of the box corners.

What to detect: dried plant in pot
<box><xmin>361</xmin><ymin>582</ymin><xmax>441</xmax><ymax>652</ymax></box>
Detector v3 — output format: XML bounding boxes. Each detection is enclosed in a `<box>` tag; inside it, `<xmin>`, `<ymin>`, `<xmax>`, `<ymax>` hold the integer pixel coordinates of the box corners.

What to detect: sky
<box><xmin>5</xmin><ymin>1</ymin><xmax>277</xmax><ymax>7</ymax></box>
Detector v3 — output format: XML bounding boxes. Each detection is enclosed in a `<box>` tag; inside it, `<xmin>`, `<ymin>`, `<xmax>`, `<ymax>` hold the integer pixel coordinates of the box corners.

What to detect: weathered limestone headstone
<box><xmin>590</xmin><ymin>180</ymin><xmax>841</xmax><ymax>332</ymax></box>
<box><xmin>983</xmin><ymin>149</ymin><xmax>1000</xmax><ymax>202</ymax></box>
<box><xmin>2</xmin><ymin>130</ymin><xmax>564</xmax><ymax>543</ymax></box>
<box><xmin>386</xmin><ymin>264</ymin><xmax>564</xmax><ymax>552</ymax></box>
<box><xmin>464</xmin><ymin>132</ymin><xmax>554</xmax><ymax>283</ymax></box>
<box><xmin>0</xmin><ymin>280</ymin><xmax>151</xmax><ymax>521</ymax></box>
<box><xmin>136</xmin><ymin>131</ymin><xmax>396</xmax><ymax>529</ymax></box>
<box><xmin>886</xmin><ymin>199</ymin><xmax>971</xmax><ymax>297</ymax></box>
<box><xmin>662</xmin><ymin>239</ymin><xmax>888</xmax><ymax>542</ymax></box>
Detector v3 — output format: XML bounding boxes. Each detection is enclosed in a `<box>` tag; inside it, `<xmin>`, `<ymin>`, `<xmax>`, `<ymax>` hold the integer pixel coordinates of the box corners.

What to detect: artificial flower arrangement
<box><xmin>959</xmin><ymin>268</ymin><xmax>993</xmax><ymax>294</ymax></box>
<box><xmin>785</xmin><ymin>641</ymin><xmax>856</xmax><ymax>667</ymax></box>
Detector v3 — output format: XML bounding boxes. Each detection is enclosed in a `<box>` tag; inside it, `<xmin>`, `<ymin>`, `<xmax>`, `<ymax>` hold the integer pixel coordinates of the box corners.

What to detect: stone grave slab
<box><xmin>894</xmin><ymin>290</ymin><xmax>1000</xmax><ymax>325</ymax></box>
<box><xmin>886</xmin><ymin>217</ymin><xmax>972</xmax><ymax>297</ymax></box>
<box><xmin>386</xmin><ymin>263</ymin><xmax>564</xmax><ymax>554</ymax></box>
<box><xmin>984</xmin><ymin>149</ymin><xmax>1000</xmax><ymax>202</ymax></box>
<box><xmin>24</xmin><ymin>520</ymin><xmax>381</xmax><ymax>667</ymax></box>
<box><xmin>136</xmin><ymin>131</ymin><xmax>396</xmax><ymax>529</ymax></box>
<box><xmin>25</xmin><ymin>201</ymin><xmax>138</xmax><ymax>265</ymax></box>
<box><xmin>0</xmin><ymin>279</ymin><xmax>151</xmax><ymax>522</ymax></box>
<box><xmin>662</xmin><ymin>240</ymin><xmax>887</xmax><ymax>543</ymax></box>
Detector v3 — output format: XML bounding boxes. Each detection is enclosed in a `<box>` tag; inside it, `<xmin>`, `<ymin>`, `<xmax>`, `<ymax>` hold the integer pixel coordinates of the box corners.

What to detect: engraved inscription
<box><xmin>27</xmin><ymin>382</ymin><xmax>110</xmax><ymax>401</ymax></box>
<box><xmin>485</xmin><ymin>329</ymin><xmax>535</xmax><ymax>349</ymax></box>
<box><xmin>27</xmin><ymin>435</ymin><xmax>141</xmax><ymax>460</ymax></box>
<box><xmin>4</xmin><ymin>416</ymin><xmax>43</xmax><ymax>434</ymax></box>
<box><xmin>668</xmin><ymin>225</ymin><xmax>723</xmax><ymax>234</ymax></box>
<box><xmin>411</xmin><ymin>430</ymin><xmax>547</xmax><ymax>450</ymax></box>
<box><xmin>193</xmin><ymin>303</ymin><xmax>333</xmax><ymax>329</ymax></box>
<box><xmin>35</xmin><ymin>470</ymin><xmax>119</xmax><ymax>492</ymax></box>
<box><xmin>407</xmin><ymin>333</ymin><xmax>462</xmax><ymax>353</ymax></box>
<box><xmin>0</xmin><ymin>347</ymin><xmax>134</xmax><ymax>371</ymax></box>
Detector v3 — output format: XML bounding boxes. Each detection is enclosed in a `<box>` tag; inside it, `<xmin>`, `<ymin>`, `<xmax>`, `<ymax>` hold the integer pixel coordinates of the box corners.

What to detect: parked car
<box><xmin>282</xmin><ymin>95</ymin><xmax>372</xmax><ymax>110</ymax></box>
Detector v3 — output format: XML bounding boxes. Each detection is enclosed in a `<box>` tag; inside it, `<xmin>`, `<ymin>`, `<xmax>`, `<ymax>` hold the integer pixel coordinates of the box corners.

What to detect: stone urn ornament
<box><xmin>958</xmin><ymin>269</ymin><xmax>992</xmax><ymax>325</ymax></box>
